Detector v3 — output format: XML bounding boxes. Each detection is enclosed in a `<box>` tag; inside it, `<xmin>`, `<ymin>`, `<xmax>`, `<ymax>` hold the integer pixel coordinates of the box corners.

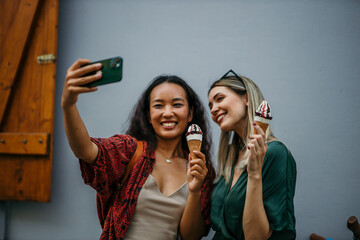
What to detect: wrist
<box><xmin>61</xmin><ymin>99</ymin><xmax>71</xmax><ymax>109</ymax></box>
<box><xmin>247</xmin><ymin>172</ymin><xmax>262</xmax><ymax>181</ymax></box>
<box><xmin>61</xmin><ymin>101</ymin><xmax>76</xmax><ymax>111</ymax></box>
<box><xmin>188</xmin><ymin>191</ymin><xmax>202</xmax><ymax>199</ymax></box>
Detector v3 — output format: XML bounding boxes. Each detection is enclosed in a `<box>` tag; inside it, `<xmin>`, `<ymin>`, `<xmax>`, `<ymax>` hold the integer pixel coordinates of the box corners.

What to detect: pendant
<box><xmin>166</xmin><ymin>159</ymin><xmax>172</xmax><ymax>164</ymax></box>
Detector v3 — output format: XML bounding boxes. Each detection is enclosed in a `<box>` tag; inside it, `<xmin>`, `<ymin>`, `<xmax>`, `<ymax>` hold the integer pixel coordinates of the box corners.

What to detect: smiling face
<box><xmin>208</xmin><ymin>86</ymin><xmax>248</xmax><ymax>134</ymax></box>
<box><xmin>149</xmin><ymin>82</ymin><xmax>193</xmax><ymax>141</ymax></box>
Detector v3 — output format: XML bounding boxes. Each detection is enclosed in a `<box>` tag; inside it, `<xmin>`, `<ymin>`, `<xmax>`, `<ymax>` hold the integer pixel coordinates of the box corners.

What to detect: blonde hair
<box><xmin>209</xmin><ymin>76</ymin><xmax>274</xmax><ymax>183</ymax></box>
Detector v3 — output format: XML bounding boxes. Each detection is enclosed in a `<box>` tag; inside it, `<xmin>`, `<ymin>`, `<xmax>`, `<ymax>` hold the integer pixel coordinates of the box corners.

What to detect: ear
<box><xmin>244</xmin><ymin>93</ymin><xmax>249</xmax><ymax>106</ymax></box>
<box><xmin>188</xmin><ymin>107</ymin><xmax>194</xmax><ymax>122</ymax></box>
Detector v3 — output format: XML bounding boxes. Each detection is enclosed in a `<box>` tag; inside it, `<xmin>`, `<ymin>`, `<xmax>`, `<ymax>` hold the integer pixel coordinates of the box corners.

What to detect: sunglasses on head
<box><xmin>220</xmin><ymin>69</ymin><xmax>246</xmax><ymax>90</ymax></box>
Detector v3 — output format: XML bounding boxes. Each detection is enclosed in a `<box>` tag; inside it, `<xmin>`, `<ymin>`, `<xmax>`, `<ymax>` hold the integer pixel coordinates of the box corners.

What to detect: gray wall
<box><xmin>2</xmin><ymin>0</ymin><xmax>360</xmax><ymax>239</ymax></box>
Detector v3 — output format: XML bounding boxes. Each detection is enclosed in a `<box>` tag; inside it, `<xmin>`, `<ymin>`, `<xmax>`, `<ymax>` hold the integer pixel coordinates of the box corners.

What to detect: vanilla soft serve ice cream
<box><xmin>186</xmin><ymin>124</ymin><xmax>203</xmax><ymax>159</ymax></box>
<box><xmin>254</xmin><ymin>100</ymin><xmax>272</xmax><ymax>134</ymax></box>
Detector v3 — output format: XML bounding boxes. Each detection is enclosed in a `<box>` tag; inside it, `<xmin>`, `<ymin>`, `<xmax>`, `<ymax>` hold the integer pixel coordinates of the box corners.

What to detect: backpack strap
<box><xmin>117</xmin><ymin>140</ymin><xmax>143</xmax><ymax>189</ymax></box>
<box><xmin>98</xmin><ymin>140</ymin><xmax>144</xmax><ymax>228</ymax></box>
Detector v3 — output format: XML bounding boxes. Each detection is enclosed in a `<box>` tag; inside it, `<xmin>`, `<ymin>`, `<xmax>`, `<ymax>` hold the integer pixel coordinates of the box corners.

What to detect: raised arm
<box><xmin>61</xmin><ymin>59</ymin><xmax>103</xmax><ymax>163</ymax></box>
<box><xmin>180</xmin><ymin>151</ymin><xmax>209</xmax><ymax>240</ymax></box>
<box><xmin>243</xmin><ymin>123</ymin><xmax>272</xmax><ymax>239</ymax></box>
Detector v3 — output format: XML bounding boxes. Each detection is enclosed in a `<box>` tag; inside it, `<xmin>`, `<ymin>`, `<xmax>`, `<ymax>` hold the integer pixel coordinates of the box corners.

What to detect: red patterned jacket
<box><xmin>79</xmin><ymin>135</ymin><xmax>215</xmax><ymax>240</ymax></box>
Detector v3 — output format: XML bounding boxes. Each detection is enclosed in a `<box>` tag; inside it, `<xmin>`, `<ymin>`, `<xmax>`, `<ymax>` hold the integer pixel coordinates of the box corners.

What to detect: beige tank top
<box><xmin>124</xmin><ymin>174</ymin><xmax>189</xmax><ymax>240</ymax></box>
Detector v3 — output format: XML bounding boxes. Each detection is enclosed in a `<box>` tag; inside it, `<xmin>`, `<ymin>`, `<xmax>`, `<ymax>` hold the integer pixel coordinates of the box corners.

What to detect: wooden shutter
<box><xmin>0</xmin><ymin>0</ymin><xmax>58</xmax><ymax>202</ymax></box>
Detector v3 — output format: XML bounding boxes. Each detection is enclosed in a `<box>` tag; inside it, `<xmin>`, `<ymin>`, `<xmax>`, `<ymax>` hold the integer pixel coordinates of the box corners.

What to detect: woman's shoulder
<box><xmin>109</xmin><ymin>134</ymin><xmax>135</xmax><ymax>141</ymax></box>
<box><xmin>91</xmin><ymin>134</ymin><xmax>143</xmax><ymax>153</ymax></box>
<box><xmin>266</xmin><ymin>140</ymin><xmax>291</xmax><ymax>156</ymax></box>
<box><xmin>95</xmin><ymin>134</ymin><xmax>137</xmax><ymax>144</ymax></box>
<box><xmin>263</xmin><ymin>140</ymin><xmax>297</xmax><ymax>180</ymax></box>
<box><xmin>265</xmin><ymin>140</ymin><xmax>295</xmax><ymax>166</ymax></box>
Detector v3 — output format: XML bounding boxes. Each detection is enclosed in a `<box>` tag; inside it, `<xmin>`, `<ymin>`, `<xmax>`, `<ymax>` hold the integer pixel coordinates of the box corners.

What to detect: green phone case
<box><xmin>83</xmin><ymin>56</ymin><xmax>123</xmax><ymax>87</ymax></box>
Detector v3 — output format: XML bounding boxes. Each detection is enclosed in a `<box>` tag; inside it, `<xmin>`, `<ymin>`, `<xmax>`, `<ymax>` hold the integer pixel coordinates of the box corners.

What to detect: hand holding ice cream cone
<box><xmin>186</xmin><ymin>124</ymin><xmax>208</xmax><ymax>193</ymax></box>
<box><xmin>247</xmin><ymin>100</ymin><xmax>271</xmax><ymax>175</ymax></box>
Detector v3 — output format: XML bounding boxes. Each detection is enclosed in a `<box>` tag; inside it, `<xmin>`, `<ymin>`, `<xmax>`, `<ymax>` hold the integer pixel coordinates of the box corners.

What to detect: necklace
<box><xmin>156</xmin><ymin>150</ymin><xmax>176</xmax><ymax>164</ymax></box>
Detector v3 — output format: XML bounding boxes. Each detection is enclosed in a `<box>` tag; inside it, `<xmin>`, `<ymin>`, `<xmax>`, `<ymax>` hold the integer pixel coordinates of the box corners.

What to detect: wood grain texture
<box><xmin>0</xmin><ymin>133</ymin><xmax>49</xmax><ymax>155</ymax></box>
<box><xmin>0</xmin><ymin>0</ymin><xmax>41</xmax><ymax>126</ymax></box>
<box><xmin>0</xmin><ymin>0</ymin><xmax>58</xmax><ymax>202</ymax></box>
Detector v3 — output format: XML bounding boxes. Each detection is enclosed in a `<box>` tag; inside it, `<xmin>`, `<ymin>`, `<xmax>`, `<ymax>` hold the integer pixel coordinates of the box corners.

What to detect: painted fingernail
<box><xmin>253</xmin><ymin>122</ymin><xmax>257</xmax><ymax>126</ymax></box>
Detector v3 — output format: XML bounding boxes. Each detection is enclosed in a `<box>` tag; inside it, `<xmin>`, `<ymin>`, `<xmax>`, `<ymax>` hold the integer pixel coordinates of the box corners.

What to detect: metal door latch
<box><xmin>37</xmin><ymin>54</ymin><xmax>56</xmax><ymax>64</ymax></box>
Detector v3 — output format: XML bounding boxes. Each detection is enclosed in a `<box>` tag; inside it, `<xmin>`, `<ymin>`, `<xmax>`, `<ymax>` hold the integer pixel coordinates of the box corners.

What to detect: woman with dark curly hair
<box><xmin>61</xmin><ymin>59</ymin><xmax>215</xmax><ymax>240</ymax></box>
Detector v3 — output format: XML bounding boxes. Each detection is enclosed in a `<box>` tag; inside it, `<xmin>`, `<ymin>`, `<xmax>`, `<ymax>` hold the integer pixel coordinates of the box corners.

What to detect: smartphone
<box><xmin>82</xmin><ymin>56</ymin><xmax>123</xmax><ymax>87</ymax></box>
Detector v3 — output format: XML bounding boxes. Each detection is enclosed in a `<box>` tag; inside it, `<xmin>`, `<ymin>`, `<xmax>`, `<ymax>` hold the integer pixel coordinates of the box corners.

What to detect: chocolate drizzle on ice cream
<box><xmin>254</xmin><ymin>100</ymin><xmax>272</xmax><ymax>134</ymax></box>
<box><xmin>186</xmin><ymin>124</ymin><xmax>203</xmax><ymax>159</ymax></box>
<box><xmin>186</xmin><ymin>124</ymin><xmax>202</xmax><ymax>136</ymax></box>
<box><xmin>255</xmin><ymin>100</ymin><xmax>272</xmax><ymax>119</ymax></box>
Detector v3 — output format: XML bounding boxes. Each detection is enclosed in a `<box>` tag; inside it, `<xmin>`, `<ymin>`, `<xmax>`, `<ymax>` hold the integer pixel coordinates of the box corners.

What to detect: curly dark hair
<box><xmin>126</xmin><ymin>75</ymin><xmax>213</xmax><ymax>167</ymax></box>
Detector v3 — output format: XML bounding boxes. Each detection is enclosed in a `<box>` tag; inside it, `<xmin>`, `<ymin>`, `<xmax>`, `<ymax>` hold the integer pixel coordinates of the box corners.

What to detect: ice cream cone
<box><xmin>187</xmin><ymin>139</ymin><xmax>202</xmax><ymax>160</ymax></box>
<box><xmin>254</xmin><ymin>121</ymin><xmax>269</xmax><ymax>134</ymax></box>
<box><xmin>254</xmin><ymin>100</ymin><xmax>272</xmax><ymax>134</ymax></box>
<box><xmin>186</xmin><ymin>124</ymin><xmax>203</xmax><ymax>160</ymax></box>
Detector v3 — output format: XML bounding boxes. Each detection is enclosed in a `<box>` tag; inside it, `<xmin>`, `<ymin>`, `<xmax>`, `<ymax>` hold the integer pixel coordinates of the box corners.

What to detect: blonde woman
<box><xmin>208</xmin><ymin>70</ymin><xmax>296</xmax><ymax>240</ymax></box>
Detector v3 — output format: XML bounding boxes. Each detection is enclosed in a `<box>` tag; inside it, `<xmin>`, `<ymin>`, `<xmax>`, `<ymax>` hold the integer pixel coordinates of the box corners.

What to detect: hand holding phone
<box><xmin>82</xmin><ymin>56</ymin><xmax>123</xmax><ymax>87</ymax></box>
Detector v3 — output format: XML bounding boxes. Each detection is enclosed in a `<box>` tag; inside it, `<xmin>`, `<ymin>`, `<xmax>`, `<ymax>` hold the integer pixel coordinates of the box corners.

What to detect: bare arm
<box><xmin>61</xmin><ymin>59</ymin><xmax>103</xmax><ymax>163</ymax></box>
<box><xmin>242</xmin><ymin>123</ymin><xmax>272</xmax><ymax>239</ymax></box>
<box><xmin>243</xmin><ymin>174</ymin><xmax>272</xmax><ymax>239</ymax></box>
<box><xmin>180</xmin><ymin>192</ymin><xmax>206</xmax><ymax>240</ymax></box>
<box><xmin>179</xmin><ymin>151</ymin><xmax>208</xmax><ymax>240</ymax></box>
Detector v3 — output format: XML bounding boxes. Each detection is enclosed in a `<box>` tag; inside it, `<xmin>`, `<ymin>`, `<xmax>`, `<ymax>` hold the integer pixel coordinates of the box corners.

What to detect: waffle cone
<box><xmin>187</xmin><ymin>139</ymin><xmax>202</xmax><ymax>159</ymax></box>
<box><xmin>254</xmin><ymin>121</ymin><xmax>269</xmax><ymax>134</ymax></box>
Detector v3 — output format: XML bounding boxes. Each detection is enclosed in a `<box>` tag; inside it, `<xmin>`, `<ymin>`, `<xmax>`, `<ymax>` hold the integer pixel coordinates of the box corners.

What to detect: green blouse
<box><xmin>210</xmin><ymin>141</ymin><xmax>296</xmax><ymax>240</ymax></box>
